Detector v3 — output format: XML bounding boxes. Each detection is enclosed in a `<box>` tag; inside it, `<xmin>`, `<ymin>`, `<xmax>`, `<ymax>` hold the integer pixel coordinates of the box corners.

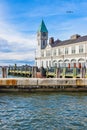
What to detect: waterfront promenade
<box><xmin>0</xmin><ymin>78</ymin><xmax>87</xmax><ymax>92</ymax></box>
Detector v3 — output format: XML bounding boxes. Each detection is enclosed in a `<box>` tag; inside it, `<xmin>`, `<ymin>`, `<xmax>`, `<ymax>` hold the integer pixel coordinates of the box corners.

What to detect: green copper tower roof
<box><xmin>38</xmin><ymin>20</ymin><xmax>48</xmax><ymax>33</ymax></box>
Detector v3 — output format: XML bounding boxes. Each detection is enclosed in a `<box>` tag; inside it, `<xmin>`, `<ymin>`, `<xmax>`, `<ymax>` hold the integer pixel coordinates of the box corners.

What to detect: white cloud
<box><xmin>0</xmin><ymin>20</ymin><xmax>37</xmax><ymax>65</ymax></box>
<box><xmin>0</xmin><ymin>52</ymin><xmax>34</xmax><ymax>61</ymax></box>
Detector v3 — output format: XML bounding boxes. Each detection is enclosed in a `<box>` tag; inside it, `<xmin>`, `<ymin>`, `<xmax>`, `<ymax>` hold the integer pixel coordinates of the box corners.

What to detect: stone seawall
<box><xmin>0</xmin><ymin>78</ymin><xmax>87</xmax><ymax>92</ymax></box>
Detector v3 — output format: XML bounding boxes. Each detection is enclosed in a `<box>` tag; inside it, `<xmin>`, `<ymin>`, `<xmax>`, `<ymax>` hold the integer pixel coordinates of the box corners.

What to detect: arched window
<box><xmin>78</xmin><ymin>58</ymin><xmax>84</xmax><ymax>63</ymax></box>
<box><xmin>64</xmin><ymin>59</ymin><xmax>69</xmax><ymax>63</ymax></box>
<box><xmin>64</xmin><ymin>59</ymin><xmax>69</xmax><ymax>67</ymax></box>
<box><xmin>58</xmin><ymin>60</ymin><xmax>63</xmax><ymax>67</ymax></box>
<box><xmin>53</xmin><ymin>60</ymin><xmax>57</xmax><ymax>67</ymax></box>
<box><xmin>71</xmin><ymin>59</ymin><xmax>76</xmax><ymax>63</ymax></box>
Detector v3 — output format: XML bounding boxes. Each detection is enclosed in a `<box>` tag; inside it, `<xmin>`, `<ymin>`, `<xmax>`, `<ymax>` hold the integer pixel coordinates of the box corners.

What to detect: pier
<box><xmin>0</xmin><ymin>78</ymin><xmax>87</xmax><ymax>92</ymax></box>
<box><xmin>7</xmin><ymin>64</ymin><xmax>87</xmax><ymax>78</ymax></box>
<box><xmin>0</xmin><ymin>64</ymin><xmax>87</xmax><ymax>92</ymax></box>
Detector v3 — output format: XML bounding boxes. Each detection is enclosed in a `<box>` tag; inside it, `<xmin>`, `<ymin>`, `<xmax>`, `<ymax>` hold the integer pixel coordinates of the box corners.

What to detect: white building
<box><xmin>35</xmin><ymin>20</ymin><xmax>87</xmax><ymax>68</ymax></box>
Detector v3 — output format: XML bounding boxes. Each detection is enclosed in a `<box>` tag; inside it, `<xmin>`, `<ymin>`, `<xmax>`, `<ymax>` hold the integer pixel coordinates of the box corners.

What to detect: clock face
<box><xmin>42</xmin><ymin>32</ymin><xmax>46</xmax><ymax>36</ymax></box>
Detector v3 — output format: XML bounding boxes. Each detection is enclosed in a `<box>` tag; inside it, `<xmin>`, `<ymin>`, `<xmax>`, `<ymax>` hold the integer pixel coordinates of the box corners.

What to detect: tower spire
<box><xmin>38</xmin><ymin>20</ymin><xmax>48</xmax><ymax>33</ymax></box>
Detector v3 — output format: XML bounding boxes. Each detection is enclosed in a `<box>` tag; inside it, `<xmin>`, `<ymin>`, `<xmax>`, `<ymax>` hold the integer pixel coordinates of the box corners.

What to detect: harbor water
<box><xmin>0</xmin><ymin>92</ymin><xmax>87</xmax><ymax>130</ymax></box>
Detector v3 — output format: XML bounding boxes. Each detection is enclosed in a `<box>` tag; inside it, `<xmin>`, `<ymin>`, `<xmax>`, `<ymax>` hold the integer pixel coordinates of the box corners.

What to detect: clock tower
<box><xmin>37</xmin><ymin>20</ymin><xmax>48</xmax><ymax>49</ymax></box>
<box><xmin>35</xmin><ymin>20</ymin><xmax>48</xmax><ymax>68</ymax></box>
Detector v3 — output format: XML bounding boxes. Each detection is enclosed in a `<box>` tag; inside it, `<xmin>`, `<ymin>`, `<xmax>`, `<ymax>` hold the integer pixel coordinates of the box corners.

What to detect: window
<box><xmin>49</xmin><ymin>61</ymin><xmax>51</xmax><ymax>67</ymax></box>
<box><xmin>41</xmin><ymin>40</ymin><xmax>46</xmax><ymax>49</ymax></box>
<box><xmin>58</xmin><ymin>48</ymin><xmax>62</xmax><ymax>55</ymax></box>
<box><xmin>79</xmin><ymin>45</ymin><xmax>83</xmax><ymax>53</ymax></box>
<box><xmin>41</xmin><ymin>61</ymin><xmax>43</xmax><ymax>66</ymax></box>
<box><xmin>71</xmin><ymin>46</ymin><xmax>75</xmax><ymax>54</ymax></box>
<box><xmin>42</xmin><ymin>32</ymin><xmax>46</xmax><ymax>36</ymax></box>
<box><xmin>65</xmin><ymin>48</ymin><xmax>68</xmax><ymax>55</ymax></box>
<box><xmin>46</xmin><ymin>61</ymin><xmax>48</xmax><ymax>67</ymax></box>
<box><xmin>53</xmin><ymin>49</ymin><xmax>57</xmax><ymax>56</ymax></box>
<box><xmin>46</xmin><ymin>50</ymin><xmax>51</xmax><ymax>57</ymax></box>
<box><xmin>41</xmin><ymin>51</ymin><xmax>44</xmax><ymax>57</ymax></box>
<box><xmin>43</xmin><ymin>40</ymin><xmax>45</xmax><ymax>46</ymax></box>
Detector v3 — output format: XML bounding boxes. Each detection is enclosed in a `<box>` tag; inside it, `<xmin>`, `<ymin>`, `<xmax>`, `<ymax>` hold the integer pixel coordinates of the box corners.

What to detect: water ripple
<box><xmin>0</xmin><ymin>92</ymin><xmax>87</xmax><ymax>130</ymax></box>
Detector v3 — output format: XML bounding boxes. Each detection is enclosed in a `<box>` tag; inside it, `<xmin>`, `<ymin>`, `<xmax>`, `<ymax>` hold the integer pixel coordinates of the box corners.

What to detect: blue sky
<box><xmin>0</xmin><ymin>0</ymin><xmax>87</xmax><ymax>66</ymax></box>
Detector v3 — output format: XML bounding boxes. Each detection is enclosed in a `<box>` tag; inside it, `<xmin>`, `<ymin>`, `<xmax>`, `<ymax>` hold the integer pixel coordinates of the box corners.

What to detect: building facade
<box><xmin>35</xmin><ymin>20</ymin><xmax>87</xmax><ymax>68</ymax></box>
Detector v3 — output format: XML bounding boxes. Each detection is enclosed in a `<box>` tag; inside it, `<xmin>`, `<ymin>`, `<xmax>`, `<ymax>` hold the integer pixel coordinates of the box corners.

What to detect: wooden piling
<box><xmin>2</xmin><ymin>67</ymin><xmax>7</xmax><ymax>78</ymax></box>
